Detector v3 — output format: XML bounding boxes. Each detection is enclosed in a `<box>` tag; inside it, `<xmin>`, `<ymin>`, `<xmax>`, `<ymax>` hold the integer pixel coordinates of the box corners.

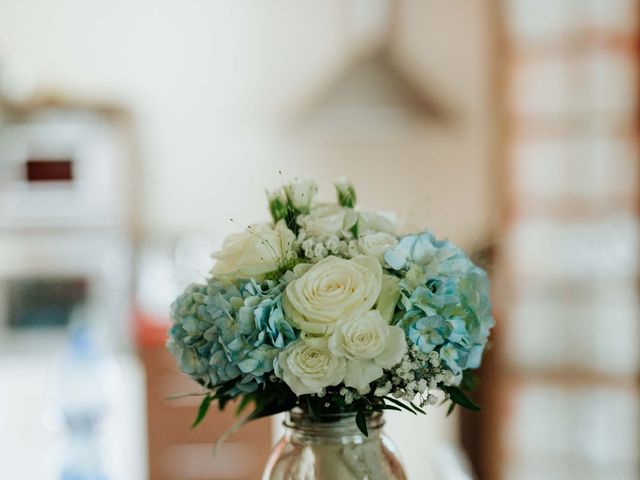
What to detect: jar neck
<box><xmin>284</xmin><ymin>408</ymin><xmax>384</xmax><ymax>445</ymax></box>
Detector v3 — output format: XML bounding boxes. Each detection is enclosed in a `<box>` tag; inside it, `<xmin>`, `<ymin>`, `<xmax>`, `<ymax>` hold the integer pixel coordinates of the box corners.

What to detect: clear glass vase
<box><xmin>262</xmin><ymin>409</ymin><xmax>407</xmax><ymax>480</ymax></box>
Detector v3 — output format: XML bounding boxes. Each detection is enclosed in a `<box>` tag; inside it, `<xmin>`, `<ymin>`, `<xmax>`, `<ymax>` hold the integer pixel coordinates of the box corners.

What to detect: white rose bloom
<box><xmin>275</xmin><ymin>338</ymin><xmax>346</xmax><ymax>395</ymax></box>
<box><xmin>329</xmin><ymin>310</ymin><xmax>407</xmax><ymax>390</ymax></box>
<box><xmin>358</xmin><ymin>231</ymin><xmax>398</xmax><ymax>263</ymax></box>
<box><xmin>298</xmin><ymin>203</ymin><xmax>358</xmax><ymax>240</ymax></box>
<box><xmin>284</xmin><ymin>178</ymin><xmax>318</xmax><ymax>211</ymax></box>
<box><xmin>358</xmin><ymin>211</ymin><xmax>396</xmax><ymax>234</ymax></box>
<box><xmin>211</xmin><ymin>221</ymin><xmax>295</xmax><ymax>280</ymax></box>
<box><xmin>284</xmin><ymin>256</ymin><xmax>382</xmax><ymax>335</ymax></box>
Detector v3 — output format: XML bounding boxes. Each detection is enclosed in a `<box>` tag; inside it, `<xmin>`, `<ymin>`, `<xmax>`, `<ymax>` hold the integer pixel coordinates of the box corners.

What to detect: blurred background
<box><xmin>0</xmin><ymin>0</ymin><xmax>637</xmax><ymax>479</ymax></box>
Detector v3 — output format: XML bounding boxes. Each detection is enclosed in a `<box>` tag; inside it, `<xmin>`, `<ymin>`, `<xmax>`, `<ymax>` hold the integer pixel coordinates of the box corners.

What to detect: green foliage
<box><xmin>355</xmin><ymin>409</ymin><xmax>368</xmax><ymax>437</ymax></box>
<box><xmin>264</xmin><ymin>257</ymin><xmax>306</xmax><ymax>281</ymax></box>
<box><xmin>443</xmin><ymin>371</ymin><xmax>481</xmax><ymax>416</ymax></box>
<box><xmin>335</xmin><ymin>181</ymin><xmax>357</xmax><ymax>209</ymax></box>
<box><xmin>192</xmin><ymin>395</ymin><xmax>213</xmax><ymax>428</ymax></box>
<box><xmin>190</xmin><ymin>380</ymin><xmax>297</xmax><ymax>429</ymax></box>
<box><xmin>267</xmin><ymin>190</ymin><xmax>301</xmax><ymax>234</ymax></box>
<box><xmin>268</xmin><ymin>192</ymin><xmax>289</xmax><ymax>224</ymax></box>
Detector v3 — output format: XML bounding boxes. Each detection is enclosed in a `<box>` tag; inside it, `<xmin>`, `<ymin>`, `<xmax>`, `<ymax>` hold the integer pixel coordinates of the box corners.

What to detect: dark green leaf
<box><xmin>192</xmin><ymin>395</ymin><xmax>213</xmax><ymax>428</ymax></box>
<box><xmin>446</xmin><ymin>401</ymin><xmax>456</xmax><ymax>417</ymax></box>
<box><xmin>350</xmin><ymin>223</ymin><xmax>359</xmax><ymax>239</ymax></box>
<box><xmin>218</xmin><ymin>394</ymin><xmax>233</xmax><ymax>411</ymax></box>
<box><xmin>410</xmin><ymin>402</ymin><xmax>427</xmax><ymax>415</ymax></box>
<box><xmin>444</xmin><ymin>386</ymin><xmax>481</xmax><ymax>411</ymax></box>
<box><xmin>372</xmin><ymin>404</ymin><xmax>402</xmax><ymax>412</ymax></box>
<box><xmin>460</xmin><ymin>372</ymin><xmax>479</xmax><ymax>392</ymax></box>
<box><xmin>355</xmin><ymin>409</ymin><xmax>368</xmax><ymax>437</ymax></box>
<box><xmin>248</xmin><ymin>395</ymin><xmax>297</xmax><ymax>421</ymax></box>
<box><xmin>235</xmin><ymin>395</ymin><xmax>252</xmax><ymax>415</ymax></box>
<box><xmin>247</xmin><ymin>383</ymin><xmax>297</xmax><ymax>422</ymax></box>
<box><xmin>384</xmin><ymin>396</ymin><xmax>417</xmax><ymax>414</ymax></box>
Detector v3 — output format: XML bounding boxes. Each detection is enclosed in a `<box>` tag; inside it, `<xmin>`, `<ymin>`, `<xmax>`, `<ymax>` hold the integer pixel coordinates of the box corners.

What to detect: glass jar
<box><xmin>262</xmin><ymin>409</ymin><xmax>407</xmax><ymax>480</ymax></box>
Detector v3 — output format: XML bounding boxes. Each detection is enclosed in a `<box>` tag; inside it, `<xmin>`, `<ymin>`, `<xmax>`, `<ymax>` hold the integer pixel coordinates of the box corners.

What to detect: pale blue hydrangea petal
<box><xmin>389</xmin><ymin>229</ymin><xmax>494</xmax><ymax>381</ymax></box>
<box><xmin>411</xmin><ymin>232</ymin><xmax>437</xmax><ymax>264</ymax></box>
<box><xmin>466</xmin><ymin>344</ymin><xmax>485</xmax><ymax>369</ymax></box>
<box><xmin>447</xmin><ymin>317</ymin><xmax>469</xmax><ymax>347</ymax></box>
<box><xmin>167</xmin><ymin>275</ymin><xmax>299</xmax><ymax>396</ymax></box>
<box><xmin>440</xmin><ymin>343</ymin><xmax>461</xmax><ymax>373</ymax></box>
<box><xmin>384</xmin><ymin>235</ymin><xmax>416</xmax><ymax>270</ymax></box>
<box><xmin>407</xmin><ymin>315</ymin><xmax>448</xmax><ymax>353</ymax></box>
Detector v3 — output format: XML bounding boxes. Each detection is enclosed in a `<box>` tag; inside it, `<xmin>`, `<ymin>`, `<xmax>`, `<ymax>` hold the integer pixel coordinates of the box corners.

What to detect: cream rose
<box><xmin>358</xmin><ymin>231</ymin><xmax>398</xmax><ymax>263</ymax></box>
<box><xmin>211</xmin><ymin>221</ymin><xmax>295</xmax><ymax>280</ymax></box>
<box><xmin>329</xmin><ymin>310</ymin><xmax>407</xmax><ymax>390</ymax></box>
<box><xmin>358</xmin><ymin>211</ymin><xmax>396</xmax><ymax>234</ymax></box>
<box><xmin>283</xmin><ymin>256</ymin><xmax>382</xmax><ymax>335</ymax></box>
<box><xmin>275</xmin><ymin>338</ymin><xmax>346</xmax><ymax>395</ymax></box>
<box><xmin>297</xmin><ymin>203</ymin><xmax>358</xmax><ymax>239</ymax></box>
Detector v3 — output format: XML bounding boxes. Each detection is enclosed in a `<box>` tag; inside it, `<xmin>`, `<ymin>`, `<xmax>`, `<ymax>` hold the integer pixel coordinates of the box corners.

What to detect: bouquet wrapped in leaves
<box><xmin>167</xmin><ymin>178</ymin><xmax>494</xmax><ymax>435</ymax></box>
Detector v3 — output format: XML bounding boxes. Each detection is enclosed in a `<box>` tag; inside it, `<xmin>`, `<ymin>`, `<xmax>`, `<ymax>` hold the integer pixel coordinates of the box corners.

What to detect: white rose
<box><xmin>284</xmin><ymin>178</ymin><xmax>318</xmax><ymax>211</ymax></box>
<box><xmin>211</xmin><ymin>221</ymin><xmax>295</xmax><ymax>280</ymax></box>
<box><xmin>358</xmin><ymin>211</ymin><xmax>396</xmax><ymax>234</ymax></box>
<box><xmin>298</xmin><ymin>203</ymin><xmax>358</xmax><ymax>240</ymax></box>
<box><xmin>329</xmin><ymin>310</ymin><xmax>407</xmax><ymax>390</ymax></box>
<box><xmin>275</xmin><ymin>338</ymin><xmax>345</xmax><ymax>395</ymax></box>
<box><xmin>284</xmin><ymin>256</ymin><xmax>382</xmax><ymax>335</ymax></box>
<box><xmin>358</xmin><ymin>231</ymin><xmax>398</xmax><ymax>263</ymax></box>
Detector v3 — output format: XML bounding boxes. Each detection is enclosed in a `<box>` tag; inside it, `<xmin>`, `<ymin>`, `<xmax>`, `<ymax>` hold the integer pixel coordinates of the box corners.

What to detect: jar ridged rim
<box><xmin>284</xmin><ymin>408</ymin><xmax>385</xmax><ymax>433</ymax></box>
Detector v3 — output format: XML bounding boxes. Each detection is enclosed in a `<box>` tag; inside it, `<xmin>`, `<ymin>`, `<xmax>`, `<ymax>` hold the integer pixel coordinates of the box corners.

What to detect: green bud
<box><xmin>335</xmin><ymin>177</ymin><xmax>356</xmax><ymax>208</ymax></box>
<box><xmin>267</xmin><ymin>188</ymin><xmax>289</xmax><ymax>223</ymax></box>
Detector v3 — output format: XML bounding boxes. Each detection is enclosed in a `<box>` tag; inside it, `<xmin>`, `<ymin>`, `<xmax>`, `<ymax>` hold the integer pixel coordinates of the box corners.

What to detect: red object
<box><xmin>26</xmin><ymin>159</ymin><xmax>74</xmax><ymax>182</ymax></box>
<box><xmin>134</xmin><ymin>308</ymin><xmax>171</xmax><ymax>348</ymax></box>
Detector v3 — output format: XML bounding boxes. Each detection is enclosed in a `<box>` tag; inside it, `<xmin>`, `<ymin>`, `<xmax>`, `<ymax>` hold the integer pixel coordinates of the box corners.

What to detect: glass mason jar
<box><xmin>262</xmin><ymin>409</ymin><xmax>407</xmax><ymax>480</ymax></box>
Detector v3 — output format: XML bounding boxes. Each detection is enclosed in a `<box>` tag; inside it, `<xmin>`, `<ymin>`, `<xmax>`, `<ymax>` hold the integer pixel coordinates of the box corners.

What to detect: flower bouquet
<box><xmin>167</xmin><ymin>178</ymin><xmax>494</xmax><ymax>473</ymax></box>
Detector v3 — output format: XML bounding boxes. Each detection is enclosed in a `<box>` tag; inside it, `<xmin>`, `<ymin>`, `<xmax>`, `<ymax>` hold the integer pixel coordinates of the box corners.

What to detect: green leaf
<box><xmin>384</xmin><ymin>396</ymin><xmax>417</xmax><ymax>415</ymax></box>
<box><xmin>444</xmin><ymin>386</ymin><xmax>481</xmax><ymax>411</ymax></box>
<box><xmin>235</xmin><ymin>395</ymin><xmax>252</xmax><ymax>416</ymax></box>
<box><xmin>192</xmin><ymin>395</ymin><xmax>213</xmax><ymax>428</ymax></box>
<box><xmin>247</xmin><ymin>383</ymin><xmax>297</xmax><ymax>422</ymax></box>
<box><xmin>218</xmin><ymin>394</ymin><xmax>233</xmax><ymax>411</ymax></box>
<box><xmin>372</xmin><ymin>404</ymin><xmax>402</xmax><ymax>412</ymax></box>
<box><xmin>355</xmin><ymin>409</ymin><xmax>368</xmax><ymax>437</ymax></box>
<box><xmin>410</xmin><ymin>402</ymin><xmax>427</xmax><ymax>415</ymax></box>
<box><xmin>446</xmin><ymin>401</ymin><xmax>456</xmax><ymax>417</ymax></box>
<box><xmin>460</xmin><ymin>372</ymin><xmax>479</xmax><ymax>392</ymax></box>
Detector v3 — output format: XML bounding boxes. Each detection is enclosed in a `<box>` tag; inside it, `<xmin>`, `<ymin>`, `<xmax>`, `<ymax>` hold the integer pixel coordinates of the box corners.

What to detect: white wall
<box><xmin>0</xmin><ymin>1</ymin><xmax>495</xmax><ymax>478</ymax></box>
<box><xmin>0</xmin><ymin>0</ymin><xmax>495</xmax><ymax>246</ymax></box>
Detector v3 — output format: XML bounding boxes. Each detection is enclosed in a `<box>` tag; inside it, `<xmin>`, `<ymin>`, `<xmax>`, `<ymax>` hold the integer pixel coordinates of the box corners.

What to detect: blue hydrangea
<box><xmin>166</xmin><ymin>272</ymin><xmax>298</xmax><ymax>396</ymax></box>
<box><xmin>385</xmin><ymin>231</ymin><xmax>494</xmax><ymax>383</ymax></box>
<box><xmin>405</xmin><ymin>315</ymin><xmax>447</xmax><ymax>353</ymax></box>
